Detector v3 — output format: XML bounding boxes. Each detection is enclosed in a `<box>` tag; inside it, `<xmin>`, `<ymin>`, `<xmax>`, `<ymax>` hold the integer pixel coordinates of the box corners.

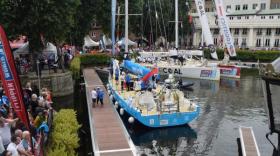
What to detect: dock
<box><xmin>239</xmin><ymin>127</ymin><xmax>260</xmax><ymax>156</ymax></box>
<box><xmin>83</xmin><ymin>68</ymin><xmax>136</xmax><ymax>156</ymax></box>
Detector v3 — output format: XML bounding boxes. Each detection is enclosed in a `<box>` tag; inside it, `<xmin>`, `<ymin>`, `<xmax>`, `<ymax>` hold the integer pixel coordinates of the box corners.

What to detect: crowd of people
<box><xmin>0</xmin><ymin>82</ymin><xmax>52</xmax><ymax>156</ymax></box>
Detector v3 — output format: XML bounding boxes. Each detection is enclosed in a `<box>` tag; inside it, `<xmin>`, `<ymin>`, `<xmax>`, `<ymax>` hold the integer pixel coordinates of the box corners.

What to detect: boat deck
<box><xmin>83</xmin><ymin>68</ymin><xmax>136</xmax><ymax>156</ymax></box>
<box><xmin>111</xmin><ymin>78</ymin><xmax>194</xmax><ymax>116</ymax></box>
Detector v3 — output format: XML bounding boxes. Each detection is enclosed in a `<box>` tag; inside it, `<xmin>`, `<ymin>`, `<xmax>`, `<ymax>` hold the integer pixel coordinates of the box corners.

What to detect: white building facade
<box><xmin>190</xmin><ymin>0</ymin><xmax>280</xmax><ymax>50</ymax></box>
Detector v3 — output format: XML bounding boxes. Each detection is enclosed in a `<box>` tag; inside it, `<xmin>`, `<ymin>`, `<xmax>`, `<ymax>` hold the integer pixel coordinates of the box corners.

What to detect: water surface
<box><xmin>121</xmin><ymin>70</ymin><xmax>278</xmax><ymax>156</ymax></box>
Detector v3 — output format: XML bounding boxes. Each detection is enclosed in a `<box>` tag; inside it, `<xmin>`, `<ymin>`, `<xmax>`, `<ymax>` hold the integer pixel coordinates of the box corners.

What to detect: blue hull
<box><xmin>109</xmin><ymin>83</ymin><xmax>200</xmax><ymax>128</ymax></box>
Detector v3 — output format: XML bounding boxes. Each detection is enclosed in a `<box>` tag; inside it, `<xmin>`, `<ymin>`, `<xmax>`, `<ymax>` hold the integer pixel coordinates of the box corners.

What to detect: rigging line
<box><xmin>148</xmin><ymin>0</ymin><xmax>154</xmax><ymax>47</ymax></box>
<box><xmin>143</xmin><ymin>4</ymin><xmax>150</xmax><ymax>40</ymax></box>
<box><xmin>153</xmin><ymin>0</ymin><xmax>158</xmax><ymax>41</ymax></box>
<box><xmin>158</xmin><ymin>0</ymin><xmax>167</xmax><ymax>44</ymax></box>
<box><xmin>154</xmin><ymin>0</ymin><xmax>163</xmax><ymax>41</ymax></box>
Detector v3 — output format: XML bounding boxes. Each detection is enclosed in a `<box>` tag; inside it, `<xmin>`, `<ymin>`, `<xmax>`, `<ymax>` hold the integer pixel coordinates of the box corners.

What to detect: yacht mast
<box><xmin>111</xmin><ymin>0</ymin><xmax>116</xmax><ymax>55</ymax></box>
<box><xmin>125</xmin><ymin>0</ymin><xmax>128</xmax><ymax>53</ymax></box>
<box><xmin>175</xmin><ymin>0</ymin><xmax>178</xmax><ymax>49</ymax></box>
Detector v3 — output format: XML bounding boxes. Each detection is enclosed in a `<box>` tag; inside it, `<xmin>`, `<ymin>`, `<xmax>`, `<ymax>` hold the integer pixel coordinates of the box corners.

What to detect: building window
<box><xmin>256</xmin><ymin>39</ymin><xmax>261</xmax><ymax>47</ymax></box>
<box><xmin>242</xmin><ymin>28</ymin><xmax>248</xmax><ymax>35</ymax></box>
<box><xmin>234</xmin><ymin>38</ymin><xmax>239</xmax><ymax>46</ymax></box>
<box><xmin>226</xmin><ymin>5</ymin><xmax>231</xmax><ymax>10</ymax></box>
<box><xmin>257</xmin><ymin>28</ymin><xmax>262</xmax><ymax>35</ymax></box>
<box><xmin>205</xmin><ymin>8</ymin><xmax>210</xmax><ymax>12</ymax></box>
<box><xmin>245</xmin><ymin>16</ymin><xmax>249</xmax><ymax>19</ymax></box>
<box><xmin>261</xmin><ymin>3</ymin><xmax>266</xmax><ymax>10</ymax></box>
<box><xmin>241</xmin><ymin>38</ymin><xmax>247</xmax><ymax>47</ymax></box>
<box><xmin>253</xmin><ymin>4</ymin><xmax>258</xmax><ymax>10</ymax></box>
<box><xmin>214</xmin><ymin>29</ymin><xmax>219</xmax><ymax>35</ymax></box>
<box><xmin>243</xmin><ymin>4</ymin><xmax>248</xmax><ymax>10</ymax></box>
<box><xmin>269</xmin><ymin>16</ymin><xmax>274</xmax><ymax>19</ymax></box>
<box><xmin>214</xmin><ymin>38</ymin><xmax>218</xmax><ymax>45</ymax></box>
<box><xmin>261</xmin><ymin>16</ymin><xmax>266</xmax><ymax>19</ymax></box>
<box><xmin>265</xmin><ymin>39</ymin><xmax>270</xmax><ymax>46</ymax></box>
<box><xmin>234</xmin><ymin>29</ymin><xmax>239</xmax><ymax>35</ymax></box>
<box><xmin>237</xmin><ymin>16</ymin><xmax>241</xmax><ymax>20</ymax></box>
<box><xmin>276</xmin><ymin>28</ymin><xmax>280</xmax><ymax>35</ymax></box>
<box><xmin>267</xmin><ymin>28</ymin><xmax>271</xmax><ymax>35</ymax></box>
<box><xmin>229</xmin><ymin>16</ymin><xmax>234</xmax><ymax>20</ymax></box>
<box><xmin>236</xmin><ymin>5</ymin><xmax>240</xmax><ymax>11</ymax></box>
<box><xmin>275</xmin><ymin>39</ymin><xmax>280</xmax><ymax>47</ymax></box>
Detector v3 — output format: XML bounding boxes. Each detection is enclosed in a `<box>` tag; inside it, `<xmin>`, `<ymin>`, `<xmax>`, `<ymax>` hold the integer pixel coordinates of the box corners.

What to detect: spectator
<box><xmin>91</xmin><ymin>88</ymin><xmax>97</xmax><ymax>108</ymax></box>
<box><xmin>17</xmin><ymin>131</ymin><xmax>33</xmax><ymax>156</ymax></box>
<box><xmin>96</xmin><ymin>88</ymin><xmax>104</xmax><ymax>106</ymax></box>
<box><xmin>14</xmin><ymin>129</ymin><xmax>23</xmax><ymax>139</ymax></box>
<box><xmin>120</xmin><ymin>72</ymin><xmax>125</xmax><ymax>91</ymax></box>
<box><xmin>35</xmin><ymin>100</ymin><xmax>48</xmax><ymax>117</ymax></box>
<box><xmin>29</xmin><ymin>94</ymin><xmax>38</xmax><ymax>118</ymax></box>
<box><xmin>1</xmin><ymin>150</ymin><xmax>12</xmax><ymax>156</ymax></box>
<box><xmin>0</xmin><ymin>136</ymin><xmax>4</xmax><ymax>155</ymax></box>
<box><xmin>0</xmin><ymin>117</ymin><xmax>18</xmax><ymax>149</ymax></box>
<box><xmin>7</xmin><ymin>135</ymin><xmax>21</xmax><ymax>156</ymax></box>
<box><xmin>125</xmin><ymin>74</ymin><xmax>131</xmax><ymax>91</ymax></box>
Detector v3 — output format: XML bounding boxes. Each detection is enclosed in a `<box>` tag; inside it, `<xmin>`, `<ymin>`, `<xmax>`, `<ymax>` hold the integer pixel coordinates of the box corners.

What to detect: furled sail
<box><xmin>194</xmin><ymin>0</ymin><xmax>218</xmax><ymax>59</ymax></box>
<box><xmin>214</xmin><ymin>0</ymin><xmax>236</xmax><ymax>56</ymax></box>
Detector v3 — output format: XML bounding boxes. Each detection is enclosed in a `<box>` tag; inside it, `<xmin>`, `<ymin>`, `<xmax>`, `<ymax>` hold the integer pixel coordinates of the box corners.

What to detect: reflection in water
<box><xmin>129</xmin><ymin>74</ymin><xmax>275</xmax><ymax>156</ymax></box>
<box><xmin>95</xmin><ymin>70</ymin><xmax>275</xmax><ymax>156</ymax></box>
<box><xmin>220</xmin><ymin>78</ymin><xmax>240</xmax><ymax>88</ymax></box>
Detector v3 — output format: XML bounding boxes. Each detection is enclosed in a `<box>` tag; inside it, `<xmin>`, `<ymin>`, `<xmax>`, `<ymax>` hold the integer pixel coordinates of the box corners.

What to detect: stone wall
<box><xmin>20</xmin><ymin>71</ymin><xmax>74</xmax><ymax>97</ymax></box>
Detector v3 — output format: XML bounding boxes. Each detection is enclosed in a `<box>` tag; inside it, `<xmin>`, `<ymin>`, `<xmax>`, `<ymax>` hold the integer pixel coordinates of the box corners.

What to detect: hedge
<box><xmin>80</xmin><ymin>53</ymin><xmax>111</xmax><ymax>66</ymax></box>
<box><xmin>69</xmin><ymin>53</ymin><xmax>111</xmax><ymax>79</ymax></box>
<box><xmin>204</xmin><ymin>49</ymin><xmax>280</xmax><ymax>62</ymax></box>
<box><xmin>47</xmin><ymin>109</ymin><xmax>81</xmax><ymax>156</ymax></box>
<box><xmin>70</xmin><ymin>57</ymin><xmax>81</xmax><ymax>80</ymax></box>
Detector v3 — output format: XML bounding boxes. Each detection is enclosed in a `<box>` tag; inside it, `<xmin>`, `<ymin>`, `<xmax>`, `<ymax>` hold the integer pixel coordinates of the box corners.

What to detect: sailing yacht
<box><xmin>139</xmin><ymin>0</ymin><xmax>220</xmax><ymax>81</ymax></box>
<box><xmin>108</xmin><ymin>0</ymin><xmax>200</xmax><ymax>128</ymax></box>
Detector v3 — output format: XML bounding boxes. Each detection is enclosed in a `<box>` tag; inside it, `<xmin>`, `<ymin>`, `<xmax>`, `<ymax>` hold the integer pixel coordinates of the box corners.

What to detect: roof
<box><xmin>191</xmin><ymin>9</ymin><xmax>280</xmax><ymax>17</ymax></box>
<box><xmin>228</xmin><ymin>9</ymin><xmax>280</xmax><ymax>16</ymax></box>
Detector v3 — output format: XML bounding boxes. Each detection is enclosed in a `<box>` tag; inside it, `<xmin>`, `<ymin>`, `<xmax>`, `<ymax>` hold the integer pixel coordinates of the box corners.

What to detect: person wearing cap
<box><xmin>91</xmin><ymin>88</ymin><xmax>97</xmax><ymax>107</ymax></box>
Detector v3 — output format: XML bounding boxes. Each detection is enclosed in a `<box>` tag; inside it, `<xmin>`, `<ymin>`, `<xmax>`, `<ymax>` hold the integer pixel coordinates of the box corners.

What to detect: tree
<box><xmin>68</xmin><ymin>0</ymin><xmax>96</xmax><ymax>47</ymax></box>
<box><xmin>0</xmin><ymin>0</ymin><xmax>80</xmax><ymax>72</ymax></box>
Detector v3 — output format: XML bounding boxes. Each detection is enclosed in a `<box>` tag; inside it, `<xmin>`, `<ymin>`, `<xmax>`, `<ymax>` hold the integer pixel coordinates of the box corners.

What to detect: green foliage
<box><xmin>80</xmin><ymin>53</ymin><xmax>111</xmax><ymax>66</ymax></box>
<box><xmin>69</xmin><ymin>54</ymin><xmax>110</xmax><ymax>79</ymax></box>
<box><xmin>204</xmin><ymin>49</ymin><xmax>280</xmax><ymax>62</ymax></box>
<box><xmin>47</xmin><ymin>109</ymin><xmax>81</xmax><ymax>156</ymax></box>
<box><xmin>0</xmin><ymin>0</ymin><xmax>80</xmax><ymax>52</ymax></box>
<box><xmin>70</xmin><ymin>57</ymin><xmax>81</xmax><ymax>80</ymax></box>
<box><xmin>69</xmin><ymin>0</ymin><xmax>96</xmax><ymax>47</ymax></box>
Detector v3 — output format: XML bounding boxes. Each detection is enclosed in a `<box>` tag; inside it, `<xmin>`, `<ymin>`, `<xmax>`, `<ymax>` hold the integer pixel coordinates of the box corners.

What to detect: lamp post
<box><xmin>36</xmin><ymin>60</ymin><xmax>41</xmax><ymax>92</ymax></box>
<box><xmin>260</xmin><ymin>63</ymin><xmax>280</xmax><ymax>156</ymax></box>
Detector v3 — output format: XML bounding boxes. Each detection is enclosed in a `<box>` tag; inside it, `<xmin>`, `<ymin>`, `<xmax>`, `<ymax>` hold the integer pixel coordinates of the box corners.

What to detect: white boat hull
<box><xmin>144</xmin><ymin>64</ymin><xmax>220</xmax><ymax>81</ymax></box>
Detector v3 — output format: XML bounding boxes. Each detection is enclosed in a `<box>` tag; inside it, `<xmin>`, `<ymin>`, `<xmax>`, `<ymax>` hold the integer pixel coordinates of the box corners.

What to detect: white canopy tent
<box><xmin>13</xmin><ymin>42</ymin><xmax>58</xmax><ymax>61</ymax></box>
<box><xmin>101</xmin><ymin>35</ymin><xmax>112</xmax><ymax>46</ymax></box>
<box><xmin>84</xmin><ymin>35</ymin><xmax>99</xmax><ymax>47</ymax></box>
<box><xmin>117</xmin><ymin>37</ymin><xmax>137</xmax><ymax>46</ymax></box>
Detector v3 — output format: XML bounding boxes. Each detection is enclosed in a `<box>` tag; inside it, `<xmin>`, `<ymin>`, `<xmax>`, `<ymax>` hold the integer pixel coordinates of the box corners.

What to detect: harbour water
<box><xmin>101</xmin><ymin>69</ymin><xmax>277</xmax><ymax>156</ymax></box>
<box><xmin>54</xmin><ymin>69</ymin><xmax>278</xmax><ymax>156</ymax></box>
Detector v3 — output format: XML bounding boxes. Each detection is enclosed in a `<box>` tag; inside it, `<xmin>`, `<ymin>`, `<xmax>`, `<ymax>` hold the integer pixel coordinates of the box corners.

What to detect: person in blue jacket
<box><xmin>125</xmin><ymin>74</ymin><xmax>131</xmax><ymax>91</ymax></box>
<box><xmin>97</xmin><ymin>87</ymin><xmax>104</xmax><ymax>106</ymax></box>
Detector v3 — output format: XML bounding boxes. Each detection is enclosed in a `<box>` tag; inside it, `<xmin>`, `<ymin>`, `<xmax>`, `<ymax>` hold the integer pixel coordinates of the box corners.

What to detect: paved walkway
<box><xmin>83</xmin><ymin>68</ymin><xmax>136</xmax><ymax>156</ymax></box>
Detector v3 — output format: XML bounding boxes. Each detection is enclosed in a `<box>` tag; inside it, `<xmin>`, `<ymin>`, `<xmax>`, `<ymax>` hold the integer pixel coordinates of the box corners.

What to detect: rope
<box><xmin>158</xmin><ymin>0</ymin><xmax>167</xmax><ymax>46</ymax></box>
<box><xmin>148</xmin><ymin>0</ymin><xmax>154</xmax><ymax>47</ymax></box>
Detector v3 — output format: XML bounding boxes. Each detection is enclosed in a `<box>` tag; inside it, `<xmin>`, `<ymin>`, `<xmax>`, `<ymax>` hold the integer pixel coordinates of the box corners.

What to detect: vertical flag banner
<box><xmin>0</xmin><ymin>25</ymin><xmax>30</xmax><ymax>129</ymax></box>
<box><xmin>194</xmin><ymin>0</ymin><xmax>218</xmax><ymax>59</ymax></box>
<box><xmin>214</xmin><ymin>0</ymin><xmax>236</xmax><ymax>56</ymax></box>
